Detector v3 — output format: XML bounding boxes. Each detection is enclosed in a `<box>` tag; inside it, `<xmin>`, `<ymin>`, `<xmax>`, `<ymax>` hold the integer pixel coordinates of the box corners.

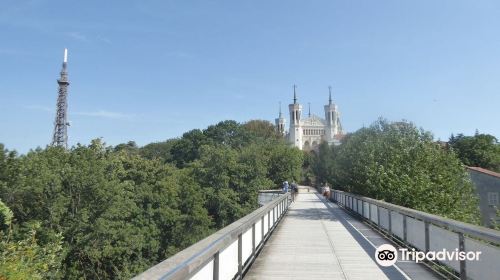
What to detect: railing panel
<box><xmin>465</xmin><ymin>237</ymin><xmax>500</xmax><ymax>280</ymax></box>
<box><xmin>363</xmin><ymin>201</ymin><xmax>370</xmax><ymax>218</ymax></box>
<box><xmin>356</xmin><ymin>199</ymin><xmax>362</xmax><ymax>215</ymax></box>
<box><xmin>133</xmin><ymin>193</ymin><xmax>290</xmax><ymax>280</ymax></box>
<box><xmin>263</xmin><ymin>213</ymin><xmax>269</xmax><ymax>235</ymax></box>
<box><xmin>255</xmin><ymin>219</ymin><xmax>262</xmax><ymax>246</ymax></box>
<box><xmin>190</xmin><ymin>259</ymin><xmax>213</xmax><ymax>280</ymax></box>
<box><xmin>406</xmin><ymin>217</ymin><xmax>426</xmax><ymax>251</ymax></box>
<box><xmin>219</xmin><ymin>240</ymin><xmax>238</xmax><ymax>280</ymax></box>
<box><xmin>379</xmin><ymin>207</ymin><xmax>389</xmax><ymax>230</ymax></box>
<box><xmin>428</xmin><ymin>224</ymin><xmax>460</xmax><ymax>271</ymax></box>
<box><xmin>391</xmin><ymin>211</ymin><xmax>405</xmax><ymax>240</ymax></box>
<box><xmin>241</xmin><ymin>228</ymin><xmax>253</xmax><ymax>265</ymax></box>
<box><xmin>370</xmin><ymin>204</ymin><xmax>378</xmax><ymax>224</ymax></box>
<box><xmin>332</xmin><ymin>190</ymin><xmax>500</xmax><ymax>280</ymax></box>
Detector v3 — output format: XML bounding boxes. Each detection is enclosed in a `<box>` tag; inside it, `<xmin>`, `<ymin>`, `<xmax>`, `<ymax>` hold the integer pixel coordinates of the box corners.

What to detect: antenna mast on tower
<box><xmin>51</xmin><ymin>48</ymin><xmax>70</xmax><ymax>148</ymax></box>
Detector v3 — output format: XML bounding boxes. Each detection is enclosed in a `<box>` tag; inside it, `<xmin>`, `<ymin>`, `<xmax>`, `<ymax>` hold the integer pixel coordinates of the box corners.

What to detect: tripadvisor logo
<box><xmin>375</xmin><ymin>244</ymin><xmax>398</xmax><ymax>267</ymax></box>
<box><xmin>375</xmin><ymin>244</ymin><xmax>482</xmax><ymax>267</ymax></box>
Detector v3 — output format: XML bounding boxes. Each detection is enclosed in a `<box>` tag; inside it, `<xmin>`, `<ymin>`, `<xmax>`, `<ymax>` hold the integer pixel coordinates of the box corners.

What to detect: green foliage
<box><xmin>491</xmin><ymin>207</ymin><xmax>500</xmax><ymax>230</ymax></box>
<box><xmin>312</xmin><ymin>119</ymin><xmax>481</xmax><ymax>224</ymax></box>
<box><xmin>1</xmin><ymin>141</ymin><xmax>212</xmax><ymax>279</ymax></box>
<box><xmin>0</xmin><ymin>201</ymin><xmax>63</xmax><ymax>280</ymax></box>
<box><xmin>449</xmin><ymin>133</ymin><xmax>500</xmax><ymax>172</ymax></box>
<box><xmin>114</xmin><ymin>140</ymin><xmax>140</xmax><ymax>155</ymax></box>
<box><xmin>243</xmin><ymin>120</ymin><xmax>281</xmax><ymax>140</ymax></box>
<box><xmin>0</xmin><ymin>119</ymin><xmax>304</xmax><ymax>279</ymax></box>
<box><xmin>0</xmin><ymin>199</ymin><xmax>13</xmax><ymax>231</ymax></box>
<box><xmin>170</xmin><ymin>129</ymin><xmax>207</xmax><ymax>167</ymax></box>
<box><xmin>140</xmin><ymin>139</ymin><xmax>179</xmax><ymax>162</ymax></box>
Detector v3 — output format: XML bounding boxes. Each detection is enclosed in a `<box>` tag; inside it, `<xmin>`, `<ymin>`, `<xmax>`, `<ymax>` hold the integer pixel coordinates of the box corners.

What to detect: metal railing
<box><xmin>257</xmin><ymin>190</ymin><xmax>283</xmax><ymax>206</ymax></box>
<box><xmin>331</xmin><ymin>190</ymin><xmax>500</xmax><ymax>280</ymax></box>
<box><xmin>133</xmin><ymin>193</ymin><xmax>290</xmax><ymax>280</ymax></box>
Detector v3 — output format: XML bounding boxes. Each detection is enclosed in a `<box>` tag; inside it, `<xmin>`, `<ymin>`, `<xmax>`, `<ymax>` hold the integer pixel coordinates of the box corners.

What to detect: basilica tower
<box><xmin>324</xmin><ymin>86</ymin><xmax>340</xmax><ymax>142</ymax></box>
<box><xmin>288</xmin><ymin>85</ymin><xmax>303</xmax><ymax>148</ymax></box>
<box><xmin>275</xmin><ymin>102</ymin><xmax>286</xmax><ymax>136</ymax></box>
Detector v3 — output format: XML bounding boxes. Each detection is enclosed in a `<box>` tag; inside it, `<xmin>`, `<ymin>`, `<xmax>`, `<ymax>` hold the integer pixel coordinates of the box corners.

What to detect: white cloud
<box><xmin>74</xmin><ymin>110</ymin><xmax>135</xmax><ymax>120</ymax></box>
<box><xmin>66</xmin><ymin>31</ymin><xmax>88</xmax><ymax>42</ymax></box>
<box><xmin>97</xmin><ymin>36</ymin><xmax>112</xmax><ymax>44</ymax></box>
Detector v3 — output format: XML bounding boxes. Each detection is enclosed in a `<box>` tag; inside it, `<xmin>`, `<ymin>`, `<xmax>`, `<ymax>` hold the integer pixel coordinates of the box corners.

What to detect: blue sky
<box><xmin>1</xmin><ymin>0</ymin><xmax>499</xmax><ymax>153</ymax></box>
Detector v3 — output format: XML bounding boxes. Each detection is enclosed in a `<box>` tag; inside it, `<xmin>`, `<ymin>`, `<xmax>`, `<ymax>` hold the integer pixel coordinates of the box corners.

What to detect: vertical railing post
<box><xmin>252</xmin><ymin>223</ymin><xmax>256</xmax><ymax>257</ymax></box>
<box><xmin>424</xmin><ymin>221</ymin><xmax>430</xmax><ymax>252</ymax></box>
<box><xmin>261</xmin><ymin>216</ymin><xmax>264</xmax><ymax>241</ymax></box>
<box><xmin>403</xmin><ymin>215</ymin><xmax>407</xmax><ymax>242</ymax></box>
<box><xmin>238</xmin><ymin>233</ymin><xmax>242</xmax><ymax>279</ymax></box>
<box><xmin>362</xmin><ymin>200</ymin><xmax>365</xmax><ymax>218</ymax></box>
<box><xmin>376</xmin><ymin>205</ymin><xmax>380</xmax><ymax>225</ymax></box>
<box><xmin>388</xmin><ymin>209</ymin><xmax>392</xmax><ymax>235</ymax></box>
<box><xmin>459</xmin><ymin>233</ymin><xmax>466</xmax><ymax>280</ymax></box>
<box><xmin>368</xmin><ymin>202</ymin><xmax>372</xmax><ymax>222</ymax></box>
<box><xmin>272</xmin><ymin>206</ymin><xmax>275</xmax><ymax>225</ymax></box>
<box><xmin>213</xmin><ymin>252</ymin><xmax>219</xmax><ymax>280</ymax></box>
<box><xmin>267</xmin><ymin>210</ymin><xmax>270</xmax><ymax>234</ymax></box>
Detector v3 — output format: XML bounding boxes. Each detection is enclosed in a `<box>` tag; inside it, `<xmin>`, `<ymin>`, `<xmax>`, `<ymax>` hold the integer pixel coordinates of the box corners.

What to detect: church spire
<box><xmin>293</xmin><ymin>84</ymin><xmax>297</xmax><ymax>104</ymax></box>
<box><xmin>278</xmin><ymin>101</ymin><xmax>282</xmax><ymax>118</ymax></box>
<box><xmin>308</xmin><ymin>102</ymin><xmax>311</xmax><ymax>117</ymax></box>
<box><xmin>328</xmin><ymin>86</ymin><xmax>332</xmax><ymax>105</ymax></box>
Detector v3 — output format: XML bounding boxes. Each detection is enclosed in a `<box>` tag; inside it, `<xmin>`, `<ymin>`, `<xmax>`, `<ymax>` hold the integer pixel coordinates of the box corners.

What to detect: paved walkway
<box><xmin>245</xmin><ymin>188</ymin><xmax>440</xmax><ymax>280</ymax></box>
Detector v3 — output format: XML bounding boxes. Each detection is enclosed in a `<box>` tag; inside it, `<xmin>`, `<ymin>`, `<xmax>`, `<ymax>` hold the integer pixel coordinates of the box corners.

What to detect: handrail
<box><xmin>332</xmin><ymin>189</ymin><xmax>500</xmax><ymax>280</ymax></box>
<box><xmin>332</xmin><ymin>190</ymin><xmax>500</xmax><ymax>245</ymax></box>
<box><xmin>133</xmin><ymin>193</ymin><xmax>290</xmax><ymax>280</ymax></box>
<box><xmin>257</xmin><ymin>190</ymin><xmax>282</xmax><ymax>193</ymax></box>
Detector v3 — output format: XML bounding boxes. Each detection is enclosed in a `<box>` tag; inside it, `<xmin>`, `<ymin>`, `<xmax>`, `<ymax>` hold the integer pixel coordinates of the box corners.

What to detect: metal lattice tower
<box><xmin>51</xmin><ymin>48</ymin><xmax>70</xmax><ymax>148</ymax></box>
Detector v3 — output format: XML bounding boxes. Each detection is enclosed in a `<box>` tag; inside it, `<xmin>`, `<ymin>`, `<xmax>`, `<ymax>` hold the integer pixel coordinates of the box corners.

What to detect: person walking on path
<box><xmin>282</xmin><ymin>181</ymin><xmax>289</xmax><ymax>194</ymax></box>
<box><xmin>291</xmin><ymin>182</ymin><xmax>298</xmax><ymax>201</ymax></box>
<box><xmin>323</xmin><ymin>183</ymin><xmax>331</xmax><ymax>199</ymax></box>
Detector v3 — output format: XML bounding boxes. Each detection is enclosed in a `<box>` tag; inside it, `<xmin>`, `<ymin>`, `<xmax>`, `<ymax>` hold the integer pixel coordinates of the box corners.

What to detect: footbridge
<box><xmin>133</xmin><ymin>187</ymin><xmax>500</xmax><ymax>280</ymax></box>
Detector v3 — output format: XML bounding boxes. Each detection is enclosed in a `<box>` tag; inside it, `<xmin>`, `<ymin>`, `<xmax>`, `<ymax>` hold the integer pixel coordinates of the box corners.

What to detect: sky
<box><xmin>1</xmin><ymin>0</ymin><xmax>499</xmax><ymax>153</ymax></box>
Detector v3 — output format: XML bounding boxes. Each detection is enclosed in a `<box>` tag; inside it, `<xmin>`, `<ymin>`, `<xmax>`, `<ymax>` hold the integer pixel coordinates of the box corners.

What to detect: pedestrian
<box><xmin>323</xmin><ymin>183</ymin><xmax>330</xmax><ymax>199</ymax></box>
<box><xmin>282</xmin><ymin>181</ymin><xmax>289</xmax><ymax>194</ymax></box>
<box><xmin>291</xmin><ymin>182</ymin><xmax>298</xmax><ymax>201</ymax></box>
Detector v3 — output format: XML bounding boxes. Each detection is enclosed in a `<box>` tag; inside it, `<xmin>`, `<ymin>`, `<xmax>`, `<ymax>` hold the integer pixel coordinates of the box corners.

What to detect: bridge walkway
<box><xmin>245</xmin><ymin>188</ymin><xmax>440</xmax><ymax>280</ymax></box>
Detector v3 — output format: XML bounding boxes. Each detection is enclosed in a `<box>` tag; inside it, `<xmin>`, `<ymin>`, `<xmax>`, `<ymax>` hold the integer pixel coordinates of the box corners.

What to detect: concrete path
<box><xmin>245</xmin><ymin>188</ymin><xmax>440</xmax><ymax>280</ymax></box>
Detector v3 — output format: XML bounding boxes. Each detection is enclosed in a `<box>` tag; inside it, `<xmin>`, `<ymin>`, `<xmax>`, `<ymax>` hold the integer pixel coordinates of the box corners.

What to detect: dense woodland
<box><xmin>0</xmin><ymin>120</ymin><xmax>302</xmax><ymax>279</ymax></box>
<box><xmin>310</xmin><ymin>119</ymin><xmax>500</xmax><ymax>224</ymax></box>
<box><xmin>1</xmin><ymin>118</ymin><xmax>498</xmax><ymax>279</ymax></box>
<box><xmin>449</xmin><ymin>132</ymin><xmax>500</xmax><ymax>173</ymax></box>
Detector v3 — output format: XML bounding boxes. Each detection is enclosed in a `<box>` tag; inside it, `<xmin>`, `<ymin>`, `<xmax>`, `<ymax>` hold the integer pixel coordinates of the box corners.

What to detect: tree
<box><xmin>1</xmin><ymin>200</ymin><xmax>63</xmax><ymax>280</ymax></box>
<box><xmin>311</xmin><ymin>142</ymin><xmax>336</xmax><ymax>186</ymax></box>
<box><xmin>313</xmin><ymin>119</ymin><xmax>481</xmax><ymax>224</ymax></box>
<box><xmin>114</xmin><ymin>140</ymin><xmax>140</xmax><ymax>155</ymax></box>
<box><xmin>203</xmin><ymin>120</ymin><xmax>250</xmax><ymax>149</ymax></box>
<box><xmin>243</xmin><ymin>120</ymin><xmax>281</xmax><ymax>140</ymax></box>
<box><xmin>0</xmin><ymin>140</ymin><xmax>213</xmax><ymax>279</ymax></box>
<box><xmin>170</xmin><ymin>129</ymin><xmax>207</xmax><ymax>167</ymax></box>
<box><xmin>449</xmin><ymin>133</ymin><xmax>500</xmax><ymax>172</ymax></box>
<box><xmin>140</xmin><ymin>139</ymin><xmax>179</xmax><ymax>163</ymax></box>
<box><xmin>0</xmin><ymin>118</ymin><xmax>305</xmax><ymax>279</ymax></box>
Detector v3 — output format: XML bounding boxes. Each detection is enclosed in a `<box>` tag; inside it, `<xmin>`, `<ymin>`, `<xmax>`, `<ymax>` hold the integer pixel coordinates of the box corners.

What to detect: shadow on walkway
<box><xmin>314</xmin><ymin>193</ymin><xmax>411</xmax><ymax>280</ymax></box>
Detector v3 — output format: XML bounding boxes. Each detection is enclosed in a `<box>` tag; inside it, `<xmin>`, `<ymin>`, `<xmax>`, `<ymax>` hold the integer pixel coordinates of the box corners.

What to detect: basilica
<box><xmin>275</xmin><ymin>87</ymin><xmax>343</xmax><ymax>151</ymax></box>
